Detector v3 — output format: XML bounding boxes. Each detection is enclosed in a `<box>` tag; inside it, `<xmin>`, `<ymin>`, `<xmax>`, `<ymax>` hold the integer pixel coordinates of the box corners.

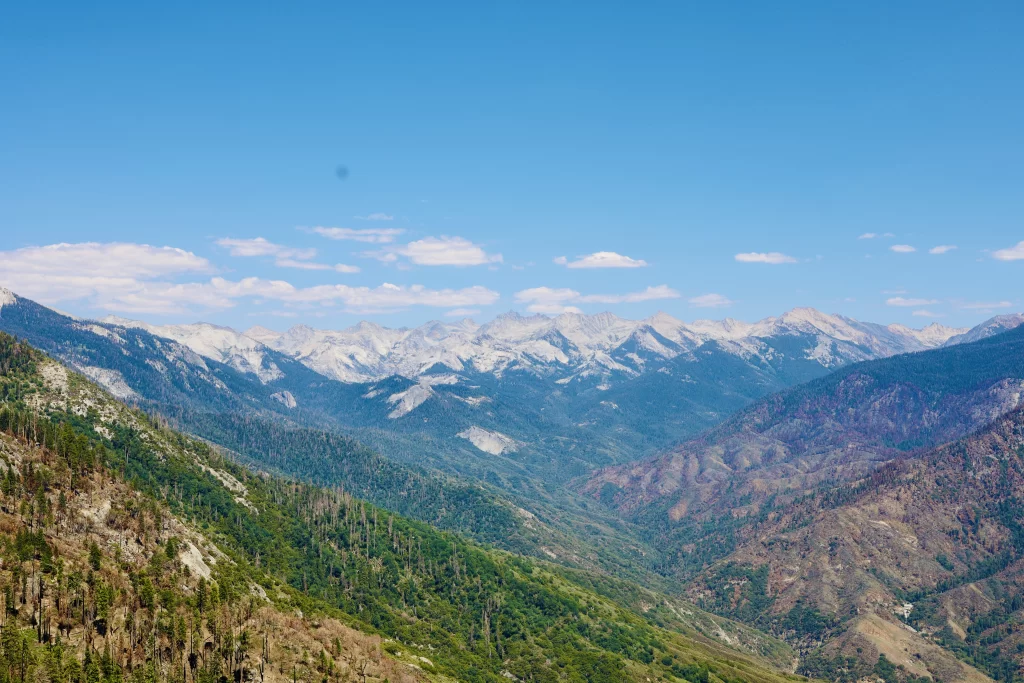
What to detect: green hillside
<box><xmin>0</xmin><ymin>332</ymin><xmax>800</xmax><ymax>683</ymax></box>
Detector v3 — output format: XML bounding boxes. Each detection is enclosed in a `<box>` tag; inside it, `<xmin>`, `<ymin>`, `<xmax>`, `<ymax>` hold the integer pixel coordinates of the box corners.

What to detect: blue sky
<box><xmin>2</xmin><ymin>2</ymin><xmax>1023</xmax><ymax>330</ymax></box>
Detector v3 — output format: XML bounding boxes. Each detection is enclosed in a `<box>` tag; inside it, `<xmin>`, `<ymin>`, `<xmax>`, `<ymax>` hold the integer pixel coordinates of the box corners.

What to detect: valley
<box><xmin>7</xmin><ymin>7</ymin><xmax>1020</xmax><ymax>682</ymax></box>
<box><xmin>4</xmin><ymin>288</ymin><xmax>1024</xmax><ymax>682</ymax></box>
<box><xmin>0</xmin><ymin>330</ymin><xmax>806</xmax><ymax>682</ymax></box>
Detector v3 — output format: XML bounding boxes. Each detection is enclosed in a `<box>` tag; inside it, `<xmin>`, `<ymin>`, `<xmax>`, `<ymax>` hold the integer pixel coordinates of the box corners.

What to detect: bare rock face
<box><xmin>270</xmin><ymin>390</ymin><xmax>297</xmax><ymax>408</ymax></box>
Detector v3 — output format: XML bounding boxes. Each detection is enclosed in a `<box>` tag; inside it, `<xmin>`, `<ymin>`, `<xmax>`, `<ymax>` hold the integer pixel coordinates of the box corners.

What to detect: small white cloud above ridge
<box><xmin>310</xmin><ymin>226</ymin><xmax>405</xmax><ymax>244</ymax></box>
<box><xmin>734</xmin><ymin>252</ymin><xmax>797</xmax><ymax>264</ymax></box>
<box><xmin>688</xmin><ymin>293</ymin><xmax>733</xmax><ymax>308</ymax></box>
<box><xmin>887</xmin><ymin>297</ymin><xmax>938</xmax><ymax>306</ymax></box>
<box><xmin>366</xmin><ymin>236</ymin><xmax>502</xmax><ymax>267</ymax></box>
<box><xmin>554</xmin><ymin>251</ymin><xmax>648</xmax><ymax>269</ymax></box>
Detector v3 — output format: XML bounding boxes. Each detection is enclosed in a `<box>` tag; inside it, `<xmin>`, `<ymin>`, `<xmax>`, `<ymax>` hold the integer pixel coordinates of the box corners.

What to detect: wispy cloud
<box><xmin>553</xmin><ymin>251</ymin><xmax>648</xmax><ymax>269</ymax></box>
<box><xmin>309</xmin><ymin>226</ymin><xmax>405</xmax><ymax>244</ymax></box>
<box><xmin>912</xmin><ymin>310</ymin><xmax>945</xmax><ymax>317</ymax></box>
<box><xmin>215</xmin><ymin>237</ymin><xmax>358</xmax><ymax>272</ymax></box>
<box><xmin>734</xmin><ymin>252</ymin><xmax>797</xmax><ymax>264</ymax></box>
<box><xmin>274</xmin><ymin>259</ymin><xmax>361</xmax><ymax>274</ymax></box>
<box><xmin>355</xmin><ymin>213</ymin><xmax>394</xmax><ymax>221</ymax></box>
<box><xmin>216</xmin><ymin>237</ymin><xmax>315</xmax><ymax>261</ymax></box>
<box><xmin>514</xmin><ymin>285</ymin><xmax>679</xmax><ymax>314</ymax></box>
<box><xmin>890</xmin><ymin>244</ymin><xmax>916</xmax><ymax>253</ymax></box>
<box><xmin>858</xmin><ymin>233</ymin><xmax>877</xmax><ymax>240</ymax></box>
<box><xmin>887</xmin><ymin>296</ymin><xmax>938</xmax><ymax>306</ymax></box>
<box><xmin>959</xmin><ymin>300</ymin><xmax>1012</xmax><ymax>310</ymax></box>
<box><xmin>928</xmin><ymin>245</ymin><xmax>957</xmax><ymax>255</ymax></box>
<box><xmin>993</xmin><ymin>240</ymin><xmax>1024</xmax><ymax>261</ymax></box>
<box><xmin>365</xmin><ymin>236</ymin><xmax>502</xmax><ymax>267</ymax></box>
<box><xmin>688</xmin><ymin>293</ymin><xmax>733</xmax><ymax>308</ymax></box>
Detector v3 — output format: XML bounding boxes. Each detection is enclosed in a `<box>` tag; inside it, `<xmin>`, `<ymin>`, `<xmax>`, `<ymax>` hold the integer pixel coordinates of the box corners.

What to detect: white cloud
<box><xmin>367</xmin><ymin>236</ymin><xmax>502</xmax><ymax>267</ymax></box>
<box><xmin>554</xmin><ymin>251</ymin><xmax>649</xmax><ymax>269</ymax></box>
<box><xmin>444</xmin><ymin>308</ymin><xmax>481</xmax><ymax>318</ymax></box>
<box><xmin>514</xmin><ymin>285</ymin><xmax>679</xmax><ymax>314</ymax></box>
<box><xmin>216</xmin><ymin>237</ymin><xmax>355</xmax><ymax>271</ymax></box>
<box><xmin>890</xmin><ymin>244</ymin><xmax>916</xmax><ymax>253</ymax></box>
<box><xmin>112</xmin><ymin>279</ymin><xmax>500</xmax><ymax>315</ymax></box>
<box><xmin>928</xmin><ymin>245</ymin><xmax>957</xmax><ymax>255</ymax></box>
<box><xmin>0</xmin><ymin>242</ymin><xmax>211</xmax><ymax>306</ymax></box>
<box><xmin>912</xmin><ymin>310</ymin><xmax>945</xmax><ymax>318</ymax></box>
<box><xmin>578</xmin><ymin>285</ymin><xmax>680</xmax><ymax>304</ymax></box>
<box><xmin>734</xmin><ymin>252</ymin><xmax>797</xmax><ymax>264</ymax></box>
<box><xmin>992</xmin><ymin>240</ymin><xmax>1024</xmax><ymax>261</ymax></box>
<box><xmin>356</xmin><ymin>213</ymin><xmax>394</xmax><ymax>221</ymax></box>
<box><xmin>0</xmin><ymin>241</ymin><xmax>495</xmax><ymax>315</ymax></box>
<box><xmin>215</xmin><ymin>237</ymin><xmax>316</xmax><ymax>261</ymax></box>
<box><xmin>960</xmin><ymin>300</ymin><xmax>1012</xmax><ymax>310</ymax></box>
<box><xmin>538</xmin><ymin>304</ymin><xmax>584</xmax><ymax>314</ymax></box>
<box><xmin>688</xmin><ymin>293</ymin><xmax>733</xmax><ymax>308</ymax></box>
<box><xmin>1</xmin><ymin>242</ymin><xmax>211</xmax><ymax>281</ymax></box>
<box><xmin>858</xmin><ymin>233</ymin><xmax>877</xmax><ymax>240</ymax></box>
<box><xmin>513</xmin><ymin>287</ymin><xmax>582</xmax><ymax>314</ymax></box>
<box><xmin>886</xmin><ymin>297</ymin><xmax>939</xmax><ymax>306</ymax></box>
<box><xmin>310</xmin><ymin>226</ymin><xmax>405</xmax><ymax>244</ymax></box>
<box><xmin>272</xmin><ymin>259</ymin><xmax>361</xmax><ymax>274</ymax></box>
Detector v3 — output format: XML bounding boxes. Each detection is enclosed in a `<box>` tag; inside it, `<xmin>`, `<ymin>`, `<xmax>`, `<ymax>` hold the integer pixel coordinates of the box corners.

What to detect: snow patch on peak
<box><xmin>889</xmin><ymin>322</ymin><xmax>967</xmax><ymax>347</ymax></box>
<box><xmin>688</xmin><ymin>317</ymin><xmax>755</xmax><ymax>340</ymax></box>
<box><xmin>100</xmin><ymin>318</ymin><xmax>284</xmax><ymax>383</ymax></box>
<box><xmin>243</xmin><ymin>325</ymin><xmax>282</xmax><ymax>345</ymax></box>
<box><xmin>457</xmin><ymin>426</ymin><xmax>522</xmax><ymax>455</ymax></box>
<box><xmin>945</xmin><ymin>314</ymin><xmax>1024</xmax><ymax>346</ymax></box>
<box><xmin>0</xmin><ymin>288</ymin><xmax>17</xmax><ymax>310</ymax></box>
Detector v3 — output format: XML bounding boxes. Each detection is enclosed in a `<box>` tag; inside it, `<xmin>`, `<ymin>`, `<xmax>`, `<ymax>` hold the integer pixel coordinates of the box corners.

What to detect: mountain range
<box><xmin>5</xmin><ymin>285</ymin><xmax>1024</xmax><ymax>682</ymax></box>
<box><xmin>104</xmin><ymin>307</ymin><xmax>1004</xmax><ymax>386</ymax></box>
<box><xmin>5</xmin><ymin>286</ymin><xmax>1021</xmax><ymax>489</ymax></box>
<box><xmin>0</xmin><ymin>330</ymin><xmax>804</xmax><ymax>683</ymax></box>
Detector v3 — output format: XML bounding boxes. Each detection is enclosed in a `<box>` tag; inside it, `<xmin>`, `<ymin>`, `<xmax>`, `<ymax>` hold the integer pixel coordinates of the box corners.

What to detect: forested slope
<box><xmin>0</xmin><ymin>332</ymin><xmax>802</xmax><ymax>683</ymax></box>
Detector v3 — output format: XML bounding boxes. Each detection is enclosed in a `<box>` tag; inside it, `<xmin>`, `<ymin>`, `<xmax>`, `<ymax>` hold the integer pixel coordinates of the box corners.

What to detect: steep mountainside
<box><xmin>686</xmin><ymin>403</ymin><xmax>1024</xmax><ymax>683</ymax></box>
<box><xmin>585</xmin><ymin>324</ymin><xmax>1024</xmax><ymax>528</ymax></box>
<box><xmin>579</xmin><ymin>326</ymin><xmax>1024</xmax><ymax>682</ymax></box>
<box><xmin>5</xmin><ymin>288</ymin><xmax>1019</xmax><ymax>490</ymax></box>
<box><xmin>0</xmin><ymin>331</ymin><xmax>803</xmax><ymax>683</ymax></box>
<box><xmin>0</xmin><ymin>288</ymin><xmax>616</xmax><ymax>568</ymax></box>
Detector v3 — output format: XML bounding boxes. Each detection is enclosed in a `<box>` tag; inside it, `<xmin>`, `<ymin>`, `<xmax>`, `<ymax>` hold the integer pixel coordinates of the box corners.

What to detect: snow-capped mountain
<box><xmin>225</xmin><ymin>307</ymin><xmax>978</xmax><ymax>384</ymax></box>
<box><xmin>944</xmin><ymin>313</ymin><xmax>1024</xmax><ymax>346</ymax></box>
<box><xmin>4</xmin><ymin>285</ymin><xmax>1016</xmax><ymax>397</ymax></box>
<box><xmin>100</xmin><ymin>316</ymin><xmax>285</xmax><ymax>382</ymax></box>
<box><xmin>2</xmin><ymin>285</ymin><xmax>1023</xmax><ymax>489</ymax></box>
<box><xmin>75</xmin><ymin>305</ymin><xmax>1019</xmax><ymax>388</ymax></box>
